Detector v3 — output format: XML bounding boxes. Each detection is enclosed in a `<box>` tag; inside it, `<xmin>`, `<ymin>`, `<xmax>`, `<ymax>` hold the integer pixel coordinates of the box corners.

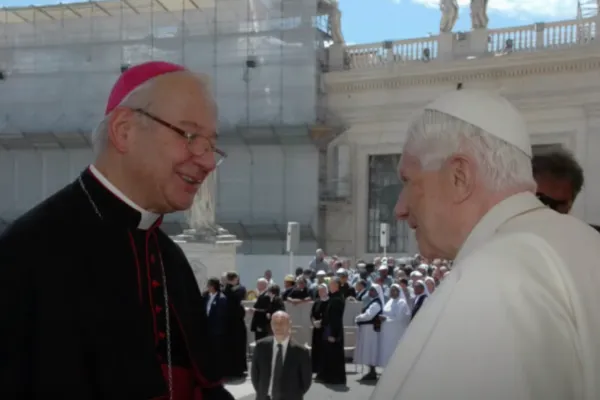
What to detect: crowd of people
<box><xmin>226</xmin><ymin>251</ymin><xmax>453</xmax><ymax>387</ymax></box>
<box><xmin>199</xmin><ymin>248</ymin><xmax>453</xmax><ymax>392</ymax></box>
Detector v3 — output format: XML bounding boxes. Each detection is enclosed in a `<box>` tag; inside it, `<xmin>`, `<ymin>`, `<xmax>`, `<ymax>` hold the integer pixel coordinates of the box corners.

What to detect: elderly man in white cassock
<box><xmin>354</xmin><ymin>283</ymin><xmax>386</xmax><ymax>381</ymax></box>
<box><xmin>370</xmin><ymin>89</ymin><xmax>600</xmax><ymax>400</ymax></box>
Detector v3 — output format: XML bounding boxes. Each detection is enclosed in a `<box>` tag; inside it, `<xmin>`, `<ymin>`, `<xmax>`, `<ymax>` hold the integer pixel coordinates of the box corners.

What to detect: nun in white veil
<box><xmin>354</xmin><ymin>283</ymin><xmax>385</xmax><ymax>380</ymax></box>
<box><xmin>379</xmin><ymin>284</ymin><xmax>411</xmax><ymax>367</ymax></box>
<box><xmin>424</xmin><ymin>276</ymin><xmax>436</xmax><ymax>295</ymax></box>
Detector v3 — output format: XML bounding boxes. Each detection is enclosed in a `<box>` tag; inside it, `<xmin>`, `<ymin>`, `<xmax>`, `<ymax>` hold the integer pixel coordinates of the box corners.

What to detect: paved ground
<box><xmin>225</xmin><ymin>364</ymin><xmax>378</xmax><ymax>400</ymax></box>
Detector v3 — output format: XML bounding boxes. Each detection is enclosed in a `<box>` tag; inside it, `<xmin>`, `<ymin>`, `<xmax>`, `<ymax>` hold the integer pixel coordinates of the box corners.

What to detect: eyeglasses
<box><xmin>133</xmin><ymin>108</ymin><xmax>227</xmax><ymax>167</ymax></box>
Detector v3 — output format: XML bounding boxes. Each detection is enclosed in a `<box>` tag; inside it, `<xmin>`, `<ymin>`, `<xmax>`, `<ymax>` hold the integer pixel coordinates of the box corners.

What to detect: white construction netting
<box><xmin>0</xmin><ymin>0</ymin><xmax>321</xmax><ymax>134</ymax></box>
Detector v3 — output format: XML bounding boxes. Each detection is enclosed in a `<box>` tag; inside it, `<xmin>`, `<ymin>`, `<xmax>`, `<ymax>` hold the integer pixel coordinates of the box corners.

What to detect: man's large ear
<box><xmin>444</xmin><ymin>154</ymin><xmax>475</xmax><ymax>203</ymax></box>
<box><xmin>107</xmin><ymin>107</ymin><xmax>136</xmax><ymax>154</ymax></box>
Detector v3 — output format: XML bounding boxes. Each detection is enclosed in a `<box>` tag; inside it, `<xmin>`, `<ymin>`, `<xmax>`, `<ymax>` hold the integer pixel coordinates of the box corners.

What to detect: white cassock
<box><xmin>354</xmin><ymin>283</ymin><xmax>385</xmax><ymax>367</ymax></box>
<box><xmin>379</xmin><ymin>293</ymin><xmax>411</xmax><ymax>367</ymax></box>
<box><xmin>371</xmin><ymin>192</ymin><xmax>600</xmax><ymax>400</ymax></box>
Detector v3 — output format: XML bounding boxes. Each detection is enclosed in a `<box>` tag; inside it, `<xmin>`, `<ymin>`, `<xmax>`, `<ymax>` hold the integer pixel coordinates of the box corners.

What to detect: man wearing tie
<box><xmin>251</xmin><ymin>311</ymin><xmax>312</xmax><ymax>400</ymax></box>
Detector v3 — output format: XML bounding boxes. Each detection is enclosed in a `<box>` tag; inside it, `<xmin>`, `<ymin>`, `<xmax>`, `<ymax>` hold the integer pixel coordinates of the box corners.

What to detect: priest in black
<box><xmin>249</xmin><ymin>278</ymin><xmax>271</xmax><ymax>342</ymax></box>
<box><xmin>222</xmin><ymin>272</ymin><xmax>248</xmax><ymax>379</ymax></box>
<box><xmin>316</xmin><ymin>278</ymin><xmax>347</xmax><ymax>385</ymax></box>
<box><xmin>310</xmin><ymin>283</ymin><xmax>329</xmax><ymax>374</ymax></box>
<box><xmin>0</xmin><ymin>62</ymin><xmax>234</xmax><ymax>400</ymax></box>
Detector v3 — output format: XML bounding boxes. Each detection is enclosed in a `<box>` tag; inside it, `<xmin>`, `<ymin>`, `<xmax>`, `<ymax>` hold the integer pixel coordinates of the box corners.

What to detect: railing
<box><xmin>345</xmin><ymin>36</ymin><xmax>438</xmax><ymax>69</ymax></box>
<box><xmin>342</xmin><ymin>17</ymin><xmax>597</xmax><ymax>70</ymax></box>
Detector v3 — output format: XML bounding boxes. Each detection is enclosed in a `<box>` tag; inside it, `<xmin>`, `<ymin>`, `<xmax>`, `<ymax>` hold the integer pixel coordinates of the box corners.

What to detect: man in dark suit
<box><xmin>251</xmin><ymin>311</ymin><xmax>312</xmax><ymax>400</ymax></box>
<box><xmin>411</xmin><ymin>280</ymin><xmax>428</xmax><ymax>321</ymax></box>
<box><xmin>204</xmin><ymin>277</ymin><xmax>228</xmax><ymax>338</ymax></box>
<box><xmin>203</xmin><ymin>277</ymin><xmax>228</xmax><ymax>377</ymax></box>
<box><xmin>250</xmin><ymin>278</ymin><xmax>271</xmax><ymax>342</ymax></box>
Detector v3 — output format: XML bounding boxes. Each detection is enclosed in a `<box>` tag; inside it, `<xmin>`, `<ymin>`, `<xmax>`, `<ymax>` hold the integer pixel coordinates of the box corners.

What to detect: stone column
<box><xmin>187</xmin><ymin>169</ymin><xmax>217</xmax><ymax>231</ymax></box>
<box><xmin>328</xmin><ymin>44</ymin><xmax>346</xmax><ymax>71</ymax></box>
<box><xmin>438</xmin><ymin>32</ymin><xmax>455</xmax><ymax>61</ymax></box>
<box><xmin>173</xmin><ymin>168</ymin><xmax>243</xmax><ymax>290</ymax></box>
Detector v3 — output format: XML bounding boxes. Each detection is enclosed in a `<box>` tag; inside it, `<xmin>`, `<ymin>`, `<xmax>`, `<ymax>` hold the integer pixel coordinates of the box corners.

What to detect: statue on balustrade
<box><xmin>439</xmin><ymin>0</ymin><xmax>459</xmax><ymax>33</ymax></box>
<box><xmin>470</xmin><ymin>0</ymin><xmax>489</xmax><ymax>29</ymax></box>
<box><xmin>328</xmin><ymin>3</ymin><xmax>345</xmax><ymax>44</ymax></box>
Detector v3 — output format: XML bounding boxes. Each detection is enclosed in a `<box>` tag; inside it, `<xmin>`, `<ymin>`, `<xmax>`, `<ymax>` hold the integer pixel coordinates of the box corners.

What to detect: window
<box><xmin>366</xmin><ymin>153</ymin><xmax>409</xmax><ymax>253</ymax></box>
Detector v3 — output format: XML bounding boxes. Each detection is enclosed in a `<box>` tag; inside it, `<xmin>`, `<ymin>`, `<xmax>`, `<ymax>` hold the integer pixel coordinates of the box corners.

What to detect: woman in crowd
<box><xmin>379</xmin><ymin>284</ymin><xmax>411</xmax><ymax>367</ymax></box>
<box><xmin>265</xmin><ymin>284</ymin><xmax>286</xmax><ymax>334</ymax></box>
<box><xmin>354</xmin><ymin>284</ymin><xmax>386</xmax><ymax>381</ymax></box>
<box><xmin>424</xmin><ymin>276</ymin><xmax>436</xmax><ymax>295</ymax></box>
<box><xmin>310</xmin><ymin>283</ymin><xmax>329</xmax><ymax>374</ymax></box>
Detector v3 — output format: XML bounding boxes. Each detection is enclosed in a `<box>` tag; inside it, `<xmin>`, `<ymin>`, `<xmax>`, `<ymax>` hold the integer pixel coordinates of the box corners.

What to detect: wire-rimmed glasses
<box><xmin>134</xmin><ymin>108</ymin><xmax>227</xmax><ymax>166</ymax></box>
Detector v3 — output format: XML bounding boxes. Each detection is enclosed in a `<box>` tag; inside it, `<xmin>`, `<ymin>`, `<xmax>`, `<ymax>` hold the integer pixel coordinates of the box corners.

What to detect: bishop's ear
<box><xmin>107</xmin><ymin>107</ymin><xmax>136</xmax><ymax>154</ymax></box>
<box><xmin>444</xmin><ymin>154</ymin><xmax>475</xmax><ymax>203</ymax></box>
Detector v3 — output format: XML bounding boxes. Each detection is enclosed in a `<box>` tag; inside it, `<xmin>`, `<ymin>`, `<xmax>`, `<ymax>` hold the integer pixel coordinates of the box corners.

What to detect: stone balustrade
<box><xmin>337</xmin><ymin>16</ymin><xmax>598</xmax><ymax>70</ymax></box>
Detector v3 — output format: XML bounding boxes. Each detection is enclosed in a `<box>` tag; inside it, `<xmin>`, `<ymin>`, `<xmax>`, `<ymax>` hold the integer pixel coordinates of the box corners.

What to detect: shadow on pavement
<box><xmin>323</xmin><ymin>383</ymin><xmax>350</xmax><ymax>392</ymax></box>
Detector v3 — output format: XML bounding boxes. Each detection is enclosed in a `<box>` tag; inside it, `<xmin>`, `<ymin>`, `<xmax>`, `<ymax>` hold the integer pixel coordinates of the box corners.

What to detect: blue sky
<box><xmin>340</xmin><ymin>0</ymin><xmax>583</xmax><ymax>44</ymax></box>
<box><xmin>0</xmin><ymin>0</ymin><xmax>588</xmax><ymax>44</ymax></box>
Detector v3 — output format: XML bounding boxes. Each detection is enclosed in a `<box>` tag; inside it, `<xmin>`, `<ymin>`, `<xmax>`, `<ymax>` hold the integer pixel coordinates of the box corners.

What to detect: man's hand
<box><xmin>327</xmin><ymin>336</ymin><xmax>335</xmax><ymax>343</ymax></box>
<box><xmin>313</xmin><ymin>320</ymin><xmax>322</xmax><ymax>329</ymax></box>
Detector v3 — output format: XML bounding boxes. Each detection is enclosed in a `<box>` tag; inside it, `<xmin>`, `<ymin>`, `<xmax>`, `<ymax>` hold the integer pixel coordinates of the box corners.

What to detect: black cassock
<box><xmin>310</xmin><ymin>298</ymin><xmax>328</xmax><ymax>373</ymax></box>
<box><xmin>0</xmin><ymin>168</ymin><xmax>233</xmax><ymax>400</ymax></box>
<box><xmin>250</xmin><ymin>292</ymin><xmax>271</xmax><ymax>342</ymax></box>
<box><xmin>317</xmin><ymin>291</ymin><xmax>347</xmax><ymax>385</ymax></box>
<box><xmin>222</xmin><ymin>284</ymin><xmax>248</xmax><ymax>378</ymax></box>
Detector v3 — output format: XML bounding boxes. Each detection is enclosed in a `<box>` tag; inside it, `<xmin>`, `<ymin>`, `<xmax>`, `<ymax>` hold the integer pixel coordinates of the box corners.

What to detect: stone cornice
<box><xmin>325</xmin><ymin>46</ymin><xmax>600</xmax><ymax>93</ymax></box>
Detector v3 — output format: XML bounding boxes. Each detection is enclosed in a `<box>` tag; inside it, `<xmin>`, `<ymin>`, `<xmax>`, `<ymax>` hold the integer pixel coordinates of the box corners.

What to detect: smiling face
<box><xmin>109</xmin><ymin>72</ymin><xmax>217</xmax><ymax>213</ymax></box>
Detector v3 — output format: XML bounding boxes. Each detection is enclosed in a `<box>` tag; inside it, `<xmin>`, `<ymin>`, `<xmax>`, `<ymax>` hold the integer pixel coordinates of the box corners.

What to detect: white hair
<box><xmin>404</xmin><ymin>110</ymin><xmax>535</xmax><ymax>192</ymax></box>
<box><xmin>91</xmin><ymin>71</ymin><xmax>213</xmax><ymax>157</ymax></box>
<box><xmin>91</xmin><ymin>79</ymin><xmax>156</xmax><ymax>157</ymax></box>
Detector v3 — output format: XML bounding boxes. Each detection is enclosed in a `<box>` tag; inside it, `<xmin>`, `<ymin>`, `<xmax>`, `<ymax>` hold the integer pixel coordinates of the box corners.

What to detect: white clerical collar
<box><xmin>89</xmin><ymin>165</ymin><xmax>160</xmax><ymax>230</ymax></box>
<box><xmin>455</xmin><ymin>192</ymin><xmax>544</xmax><ymax>263</ymax></box>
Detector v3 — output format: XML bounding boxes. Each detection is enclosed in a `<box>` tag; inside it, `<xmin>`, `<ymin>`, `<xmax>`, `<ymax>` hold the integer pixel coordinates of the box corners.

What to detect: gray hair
<box><xmin>404</xmin><ymin>110</ymin><xmax>535</xmax><ymax>192</ymax></box>
<box><xmin>91</xmin><ymin>72</ymin><xmax>213</xmax><ymax>157</ymax></box>
<box><xmin>91</xmin><ymin>79</ymin><xmax>156</xmax><ymax>157</ymax></box>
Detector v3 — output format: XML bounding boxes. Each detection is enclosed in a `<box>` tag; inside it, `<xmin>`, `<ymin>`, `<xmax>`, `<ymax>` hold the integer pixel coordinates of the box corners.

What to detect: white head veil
<box><xmin>370</xmin><ymin>283</ymin><xmax>386</xmax><ymax>305</ymax></box>
<box><xmin>318</xmin><ymin>283</ymin><xmax>329</xmax><ymax>301</ymax></box>
<box><xmin>414</xmin><ymin>279</ymin><xmax>428</xmax><ymax>296</ymax></box>
<box><xmin>424</xmin><ymin>276</ymin><xmax>435</xmax><ymax>295</ymax></box>
<box><xmin>390</xmin><ymin>283</ymin><xmax>405</xmax><ymax>301</ymax></box>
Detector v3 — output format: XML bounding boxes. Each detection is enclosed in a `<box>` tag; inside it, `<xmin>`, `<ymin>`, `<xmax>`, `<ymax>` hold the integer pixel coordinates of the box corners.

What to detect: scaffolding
<box><xmin>578</xmin><ymin>0</ymin><xmax>599</xmax><ymax>18</ymax></box>
<box><xmin>0</xmin><ymin>0</ymin><xmax>347</xmax><ymax>252</ymax></box>
<box><xmin>577</xmin><ymin>0</ymin><xmax>598</xmax><ymax>43</ymax></box>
